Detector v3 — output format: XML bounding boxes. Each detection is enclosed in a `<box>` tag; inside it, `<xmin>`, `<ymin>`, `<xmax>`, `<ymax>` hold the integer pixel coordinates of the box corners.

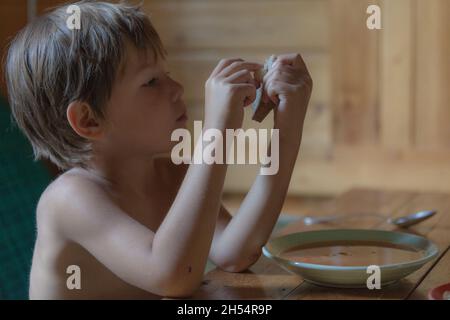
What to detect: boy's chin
<box><xmin>167</xmin><ymin>139</ymin><xmax>180</xmax><ymax>150</ymax></box>
<box><xmin>150</xmin><ymin>141</ymin><xmax>178</xmax><ymax>155</ymax></box>
<box><xmin>175</xmin><ymin>122</ymin><xmax>187</xmax><ymax>129</ymax></box>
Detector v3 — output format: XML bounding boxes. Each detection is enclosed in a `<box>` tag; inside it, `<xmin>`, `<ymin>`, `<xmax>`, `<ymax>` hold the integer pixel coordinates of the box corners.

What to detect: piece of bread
<box><xmin>252</xmin><ymin>55</ymin><xmax>277</xmax><ymax>122</ymax></box>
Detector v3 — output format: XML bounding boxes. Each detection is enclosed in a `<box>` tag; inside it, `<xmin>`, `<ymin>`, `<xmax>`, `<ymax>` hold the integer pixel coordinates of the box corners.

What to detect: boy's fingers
<box><xmin>265</xmin><ymin>81</ymin><xmax>280</xmax><ymax>105</ymax></box>
<box><xmin>231</xmin><ymin>83</ymin><xmax>257</xmax><ymax>107</ymax></box>
<box><xmin>226</xmin><ymin>69</ymin><xmax>252</xmax><ymax>84</ymax></box>
<box><xmin>273</xmin><ymin>53</ymin><xmax>307</xmax><ymax>70</ymax></box>
<box><xmin>210</xmin><ymin>58</ymin><xmax>244</xmax><ymax>78</ymax></box>
<box><xmin>264</xmin><ymin>65</ymin><xmax>299</xmax><ymax>84</ymax></box>
<box><xmin>263</xmin><ymin>63</ymin><xmax>287</xmax><ymax>84</ymax></box>
<box><xmin>220</xmin><ymin>61</ymin><xmax>263</xmax><ymax>78</ymax></box>
<box><xmin>229</xmin><ymin>73</ymin><xmax>259</xmax><ymax>88</ymax></box>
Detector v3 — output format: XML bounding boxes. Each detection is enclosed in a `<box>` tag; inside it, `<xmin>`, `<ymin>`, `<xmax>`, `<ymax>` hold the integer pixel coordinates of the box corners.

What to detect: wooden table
<box><xmin>189</xmin><ymin>188</ymin><xmax>450</xmax><ymax>300</ymax></box>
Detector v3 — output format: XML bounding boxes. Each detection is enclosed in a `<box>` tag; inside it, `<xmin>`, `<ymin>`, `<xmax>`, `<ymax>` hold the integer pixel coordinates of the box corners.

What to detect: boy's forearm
<box><xmin>151</xmin><ymin>123</ymin><xmax>230</xmax><ymax>287</ymax></box>
<box><xmin>212</xmin><ymin>138</ymin><xmax>301</xmax><ymax>271</ymax></box>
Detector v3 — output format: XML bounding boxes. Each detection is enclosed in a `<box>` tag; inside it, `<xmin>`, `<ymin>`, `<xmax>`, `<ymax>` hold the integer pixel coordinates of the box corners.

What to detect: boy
<box><xmin>5</xmin><ymin>1</ymin><xmax>312</xmax><ymax>299</ymax></box>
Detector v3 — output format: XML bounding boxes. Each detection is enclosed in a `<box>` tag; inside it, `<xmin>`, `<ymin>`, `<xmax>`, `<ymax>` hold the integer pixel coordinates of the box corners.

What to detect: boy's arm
<box><xmin>209</xmin><ymin>53</ymin><xmax>312</xmax><ymax>272</ymax></box>
<box><xmin>208</xmin><ymin>140</ymin><xmax>300</xmax><ymax>272</ymax></box>
<box><xmin>53</xmin><ymin>139</ymin><xmax>228</xmax><ymax>298</ymax></box>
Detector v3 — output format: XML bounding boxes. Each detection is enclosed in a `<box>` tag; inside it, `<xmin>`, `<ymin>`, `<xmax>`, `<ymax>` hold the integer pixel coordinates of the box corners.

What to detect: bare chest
<box><xmin>115</xmin><ymin>182</ymin><xmax>178</xmax><ymax>232</ymax></box>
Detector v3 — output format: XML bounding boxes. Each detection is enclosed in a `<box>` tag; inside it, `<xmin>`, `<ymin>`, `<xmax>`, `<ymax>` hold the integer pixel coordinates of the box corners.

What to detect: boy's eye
<box><xmin>144</xmin><ymin>78</ymin><xmax>157</xmax><ymax>86</ymax></box>
<box><xmin>143</xmin><ymin>72</ymin><xmax>170</xmax><ymax>87</ymax></box>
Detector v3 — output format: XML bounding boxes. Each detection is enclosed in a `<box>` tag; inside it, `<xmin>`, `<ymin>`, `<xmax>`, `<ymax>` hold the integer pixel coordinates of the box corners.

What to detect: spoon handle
<box><xmin>303</xmin><ymin>213</ymin><xmax>385</xmax><ymax>225</ymax></box>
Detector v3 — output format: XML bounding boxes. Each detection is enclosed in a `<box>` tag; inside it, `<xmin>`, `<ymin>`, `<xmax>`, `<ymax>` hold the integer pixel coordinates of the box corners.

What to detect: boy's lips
<box><xmin>176</xmin><ymin>111</ymin><xmax>188</xmax><ymax>122</ymax></box>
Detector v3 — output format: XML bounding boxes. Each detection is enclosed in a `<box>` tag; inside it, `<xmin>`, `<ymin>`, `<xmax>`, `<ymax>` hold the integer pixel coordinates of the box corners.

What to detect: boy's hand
<box><xmin>262</xmin><ymin>53</ymin><xmax>313</xmax><ymax>140</ymax></box>
<box><xmin>205</xmin><ymin>58</ymin><xmax>263</xmax><ymax>130</ymax></box>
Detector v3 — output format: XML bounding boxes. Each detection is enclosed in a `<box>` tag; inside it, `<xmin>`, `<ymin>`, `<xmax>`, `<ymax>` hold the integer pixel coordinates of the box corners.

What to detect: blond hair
<box><xmin>5</xmin><ymin>1</ymin><xmax>167</xmax><ymax>170</ymax></box>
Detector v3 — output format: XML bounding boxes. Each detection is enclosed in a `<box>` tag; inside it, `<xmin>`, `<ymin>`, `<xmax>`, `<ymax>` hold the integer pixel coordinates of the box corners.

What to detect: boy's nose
<box><xmin>171</xmin><ymin>80</ymin><xmax>184</xmax><ymax>103</ymax></box>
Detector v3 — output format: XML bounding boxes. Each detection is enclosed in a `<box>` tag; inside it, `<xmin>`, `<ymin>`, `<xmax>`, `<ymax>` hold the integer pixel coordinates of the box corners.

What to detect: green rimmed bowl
<box><xmin>262</xmin><ymin>229</ymin><xmax>439</xmax><ymax>288</ymax></box>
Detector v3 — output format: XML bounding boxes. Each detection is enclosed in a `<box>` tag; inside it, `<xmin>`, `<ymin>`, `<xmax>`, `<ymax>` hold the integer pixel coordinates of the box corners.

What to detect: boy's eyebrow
<box><xmin>118</xmin><ymin>60</ymin><xmax>154</xmax><ymax>80</ymax></box>
<box><xmin>134</xmin><ymin>59</ymin><xmax>168</xmax><ymax>77</ymax></box>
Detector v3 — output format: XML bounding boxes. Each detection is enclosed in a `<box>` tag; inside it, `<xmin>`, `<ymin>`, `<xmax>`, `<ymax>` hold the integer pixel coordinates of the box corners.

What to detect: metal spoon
<box><xmin>387</xmin><ymin>210</ymin><xmax>437</xmax><ymax>228</ymax></box>
<box><xmin>303</xmin><ymin>210</ymin><xmax>437</xmax><ymax>228</ymax></box>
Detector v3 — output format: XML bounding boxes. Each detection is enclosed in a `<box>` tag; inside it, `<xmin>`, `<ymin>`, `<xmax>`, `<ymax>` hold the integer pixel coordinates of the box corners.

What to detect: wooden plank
<box><xmin>144</xmin><ymin>0</ymin><xmax>329</xmax><ymax>50</ymax></box>
<box><xmin>227</xmin><ymin>144</ymin><xmax>450</xmax><ymax>196</ymax></box>
<box><xmin>288</xmin><ymin>146</ymin><xmax>450</xmax><ymax>196</ymax></box>
<box><xmin>376</xmin><ymin>193</ymin><xmax>450</xmax><ymax>299</ymax></box>
<box><xmin>408</xmin><ymin>248</ymin><xmax>450</xmax><ymax>300</ymax></box>
<box><xmin>415</xmin><ymin>0</ymin><xmax>450</xmax><ymax>149</ymax></box>
<box><xmin>330</xmin><ymin>0</ymin><xmax>380</xmax><ymax>146</ymax></box>
<box><xmin>184</xmin><ymin>259</ymin><xmax>303</xmax><ymax>300</ymax></box>
<box><xmin>278</xmin><ymin>189</ymin><xmax>416</xmax><ymax>235</ymax></box>
<box><xmin>380</xmin><ymin>0</ymin><xmax>414</xmax><ymax>149</ymax></box>
<box><xmin>188</xmin><ymin>189</ymin><xmax>414</xmax><ymax>299</ymax></box>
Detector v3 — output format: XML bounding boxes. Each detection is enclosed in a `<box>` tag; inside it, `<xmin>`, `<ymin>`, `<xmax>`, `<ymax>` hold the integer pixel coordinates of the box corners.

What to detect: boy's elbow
<box><xmin>157</xmin><ymin>273</ymin><xmax>203</xmax><ymax>298</ymax></box>
<box><xmin>217</xmin><ymin>251</ymin><xmax>262</xmax><ymax>273</ymax></box>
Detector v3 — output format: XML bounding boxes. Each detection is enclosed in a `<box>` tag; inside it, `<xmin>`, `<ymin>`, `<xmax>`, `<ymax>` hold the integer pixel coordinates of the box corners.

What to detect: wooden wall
<box><xmin>145</xmin><ymin>0</ymin><xmax>450</xmax><ymax>196</ymax></box>
<box><xmin>144</xmin><ymin>0</ymin><xmax>332</xmax><ymax>194</ymax></box>
<box><xmin>2</xmin><ymin>1</ymin><xmax>449</xmax><ymax>196</ymax></box>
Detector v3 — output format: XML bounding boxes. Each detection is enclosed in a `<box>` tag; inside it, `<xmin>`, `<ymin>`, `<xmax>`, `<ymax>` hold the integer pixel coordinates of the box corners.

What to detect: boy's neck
<box><xmin>84</xmin><ymin>153</ymin><xmax>161</xmax><ymax>199</ymax></box>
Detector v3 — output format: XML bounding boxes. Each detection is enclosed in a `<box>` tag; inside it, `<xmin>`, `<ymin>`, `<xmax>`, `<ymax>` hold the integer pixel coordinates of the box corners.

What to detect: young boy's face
<box><xmin>101</xmin><ymin>42</ymin><xmax>187</xmax><ymax>158</ymax></box>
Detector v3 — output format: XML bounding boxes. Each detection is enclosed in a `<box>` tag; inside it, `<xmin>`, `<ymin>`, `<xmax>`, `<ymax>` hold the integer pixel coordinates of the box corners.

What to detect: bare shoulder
<box><xmin>38</xmin><ymin>167</ymin><xmax>109</xmax><ymax>209</ymax></box>
<box><xmin>36</xmin><ymin>168</ymin><xmax>113</xmax><ymax>235</ymax></box>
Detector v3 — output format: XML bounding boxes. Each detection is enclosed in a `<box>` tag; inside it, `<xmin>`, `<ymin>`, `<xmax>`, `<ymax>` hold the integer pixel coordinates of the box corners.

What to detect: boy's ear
<box><xmin>66</xmin><ymin>101</ymin><xmax>104</xmax><ymax>140</ymax></box>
